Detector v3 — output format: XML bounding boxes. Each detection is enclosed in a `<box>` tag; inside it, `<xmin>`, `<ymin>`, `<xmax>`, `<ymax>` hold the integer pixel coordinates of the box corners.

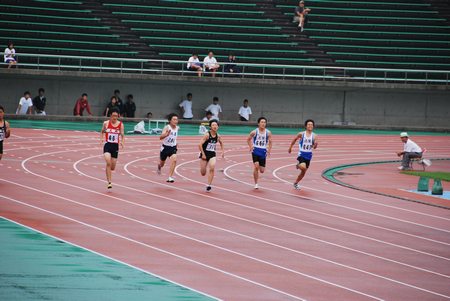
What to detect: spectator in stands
<box><xmin>123</xmin><ymin>94</ymin><xmax>136</xmax><ymax>118</ymax></box>
<box><xmin>16</xmin><ymin>91</ymin><xmax>33</xmax><ymax>115</ymax></box>
<box><xmin>146</xmin><ymin>112</ymin><xmax>153</xmax><ymax>119</ymax></box>
<box><xmin>224</xmin><ymin>54</ymin><xmax>240</xmax><ymax>75</ymax></box>
<box><xmin>203</xmin><ymin>51</ymin><xmax>220</xmax><ymax>77</ymax></box>
<box><xmin>73</xmin><ymin>93</ymin><xmax>93</xmax><ymax>116</ymax></box>
<box><xmin>179</xmin><ymin>93</ymin><xmax>194</xmax><ymax>119</ymax></box>
<box><xmin>202</xmin><ymin>111</ymin><xmax>213</xmax><ymax>121</ymax></box>
<box><xmin>114</xmin><ymin>89</ymin><xmax>124</xmax><ymax>113</ymax></box>
<box><xmin>294</xmin><ymin>1</ymin><xmax>311</xmax><ymax>32</ymax></box>
<box><xmin>205</xmin><ymin>96</ymin><xmax>222</xmax><ymax>120</ymax></box>
<box><xmin>105</xmin><ymin>96</ymin><xmax>121</xmax><ymax>117</ymax></box>
<box><xmin>238</xmin><ymin>99</ymin><xmax>252</xmax><ymax>122</ymax></box>
<box><xmin>396</xmin><ymin>132</ymin><xmax>423</xmax><ymax>170</ymax></box>
<box><xmin>4</xmin><ymin>42</ymin><xmax>17</xmax><ymax>69</ymax></box>
<box><xmin>187</xmin><ymin>53</ymin><xmax>203</xmax><ymax>77</ymax></box>
<box><xmin>33</xmin><ymin>88</ymin><xmax>47</xmax><ymax>116</ymax></box>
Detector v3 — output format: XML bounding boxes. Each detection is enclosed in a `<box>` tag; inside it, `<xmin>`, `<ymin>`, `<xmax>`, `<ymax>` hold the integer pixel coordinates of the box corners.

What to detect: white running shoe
<box><xmin>206</xmin><ymin>185</ymin><xmax>212</xmax><ymax>192</ymax></box>
<box><xmin>166</xmin><ymin>177</ymin><xmax>174</xmax><ymax>183</ymax></box>
<box><xmin>293</xmin><ymin>183</ymin><xmax>301</xmax><ymax>190</ymax></box>
<box><xmin>254</xmin><ymin>183</ymin><xmax>259</xmax><ymax>189</ymax></box>
<box><xmin>398</xmin><ymin>166</ymin><xmax>405</xmax><ymax>170</ymax></box>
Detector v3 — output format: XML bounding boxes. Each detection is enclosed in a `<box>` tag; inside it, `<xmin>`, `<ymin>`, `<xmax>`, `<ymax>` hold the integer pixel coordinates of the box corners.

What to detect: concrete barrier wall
<box><xmin>1</xmin><ymin>70</ymin><xmax>449</xmax><ymax>128</ymax></box>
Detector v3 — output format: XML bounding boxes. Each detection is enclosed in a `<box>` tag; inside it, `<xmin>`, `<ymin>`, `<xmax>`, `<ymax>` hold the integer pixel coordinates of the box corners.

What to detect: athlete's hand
<box><xmin>288</xmin><ymin>147</ymin><xmax>292</xmax><ymax>154</ymax></box>
<box><xmin>249</xmin><ymin>146</ymin><xmax>254</xmax><ymax>153</ymax></box>
<box><xmin>221</xmin><ymin>152</ymin><xmax>225</xmax><ymax>158</ymax></box>
<box><xmin>201</xmin><ymin>154</ymin><xmax>207</xmax><ymax>160</ymax></box>
<box><xmin>120</xmin><ymin>142</ymin><xmax>124</xmax><ymax>150</ymax></box>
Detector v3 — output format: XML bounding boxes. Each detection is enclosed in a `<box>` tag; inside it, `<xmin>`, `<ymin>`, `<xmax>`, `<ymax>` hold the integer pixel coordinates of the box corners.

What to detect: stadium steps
<box><xmin>274</xmin><ymin>0</ymin><xmax>450</xmax><ymax>70</ymax></box>
<box><xmin>423</xmin><ymin>0</ymin><xmax>450</xmax><ymax>26</ymax></box>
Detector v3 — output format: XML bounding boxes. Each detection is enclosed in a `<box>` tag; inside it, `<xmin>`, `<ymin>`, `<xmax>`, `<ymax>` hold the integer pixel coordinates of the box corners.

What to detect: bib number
<box><xmin>107</xmin><ymin>133</ymin><xmax>119</xmax><ymax>143</ymax></box>
<box><xmin>206</xmin><ymin>143</ymin><xmax>216</xmax><ymax>152</ymax></box>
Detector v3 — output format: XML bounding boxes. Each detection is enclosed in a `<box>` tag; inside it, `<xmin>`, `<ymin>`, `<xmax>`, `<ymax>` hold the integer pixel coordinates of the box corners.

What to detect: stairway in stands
<box><xmin>82</xmin><ymin>0</ymin><xmax>159</xmax><ymax>60</ymax></box>
<box><xmin>256</xmin><ymin>0</ymin><xmax>337</xmax><ymax>67</ymax></box>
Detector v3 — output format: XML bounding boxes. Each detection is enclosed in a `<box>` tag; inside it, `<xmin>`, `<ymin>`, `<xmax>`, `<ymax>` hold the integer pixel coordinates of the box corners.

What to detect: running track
<box><xmin>1</xmin><ymin>129</ymin><xmax>449</xmax><ymax>301</ymax></box>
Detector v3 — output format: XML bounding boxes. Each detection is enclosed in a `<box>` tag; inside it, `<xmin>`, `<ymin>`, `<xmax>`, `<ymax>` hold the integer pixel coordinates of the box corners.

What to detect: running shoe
<box><xmin>254</xmin><ymin>183</ymin><xmax>259</xmax><ymax>189</ymax></box>
<box><xmin>293</xmin><ymin>183</ymin><xmax>301</xmax><ymax>190</ymax></box>
<box><xmin>107</xmin><ymin>182</ymin><xmax>112</xmax><ymax>189</ymax></box>
<box><xmin>157</xmin><ymin>164</ymin><xmax>161</xmax><ymax>175</ymax></box>
<box><xmin>206</xmin><ymin>185</ymin><xmax>212</xmax><ymax>192</ymax></box>
<box><xmin>166</xmin><ymin>177</ymin><xmax>175</xmax><ymax>183</ymax></box>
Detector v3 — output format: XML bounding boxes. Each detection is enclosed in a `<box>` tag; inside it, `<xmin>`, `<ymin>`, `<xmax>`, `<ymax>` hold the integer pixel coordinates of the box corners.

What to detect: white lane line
<box><xmin>223</xmin><ymin>155</ymin><xmax>450</xmax><ymax>233</ymax></box>
<box><xmin>0</xmin><ymin>215</ymin><xmax>222</xmax><ymax>301</ymax></box>
<box><xmin>174</xmin><ymin>157</ymin><xmax>450</xmax><ymax>260</ymax></box>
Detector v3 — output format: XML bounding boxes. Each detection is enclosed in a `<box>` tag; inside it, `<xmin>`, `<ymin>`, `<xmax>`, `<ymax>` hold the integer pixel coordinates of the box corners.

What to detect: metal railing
<box><xmin>5</xmin><ymin>53</ymin><xmax>450</xmax><ymax>85</ymax></box>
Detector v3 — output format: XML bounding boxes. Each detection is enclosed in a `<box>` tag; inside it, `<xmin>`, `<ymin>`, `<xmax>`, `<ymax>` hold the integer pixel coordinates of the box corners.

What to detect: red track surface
<box><xmin>1</xmin><ymin>129</ymin><xmax>449</xmax><ymax>301</ymax></box>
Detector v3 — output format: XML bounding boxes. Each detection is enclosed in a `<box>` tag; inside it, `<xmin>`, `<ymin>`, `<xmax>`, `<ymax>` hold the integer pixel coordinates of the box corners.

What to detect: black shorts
<box><xmin>252</xmin><ymin>153</ymin><xmax>266</xmax><ymax>167</ymax></box>
<box><xmin>0</xmin><ymin>140</ymin><xmax>3</xmax><ymax>154</ymax></box>
<box><xmin>103</xmin><ymin>142</ymin><xmax>119</xmax><ymax>158</ymax></box>
<box><xmin>297</xmin><ymin>156</ymin><xmax>311</xmax><ymax>168</ymax></box>
<box><xmin>199</xmin><ymin>151</ymin><xmax>216</xmax><ymax>162</ymax></box>
<box><xmin>160</xmin><ymin>145</ymin><xmax>177</xmax><ymax>161</ymax></box>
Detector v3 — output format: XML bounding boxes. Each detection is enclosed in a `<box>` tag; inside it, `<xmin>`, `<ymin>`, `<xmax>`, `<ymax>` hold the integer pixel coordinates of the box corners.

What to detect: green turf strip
<box><xmin>401</xmin><ymin>171</ymin><xmax>450</xmax><ymax>182</ymax></box>
<box><xmin>7</xmin><ymin>119</ymin><xmax>449</xmax><ymax>136</ymax></box>
<box><xmin>0</xmin><ymin>217</ymin><xmax>216</xmax><ymax>301</ymax></box>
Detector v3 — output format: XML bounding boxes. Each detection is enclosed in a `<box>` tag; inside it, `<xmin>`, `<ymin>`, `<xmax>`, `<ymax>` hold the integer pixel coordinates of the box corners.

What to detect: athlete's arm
<box><xmin>5</xmin><ymin>121</ymin><xmax>10</xmax><ymax>138</ymax></box>
<box><xmin>100</xmin><ymin>121</ymin><xmax>107</xmax><ymax>144</ymax></box>
<box><xmin>288</xmin><ymin>132</ymin><xmax>302</xmax><ymax>153</ymax></box>
<box><xmin>159</xmin><ymin>125</ymin><xmax>170</xmax><ymax>140</ymax></box>
<box><xmin>218</xmin><ymin>134</ymin><xmax>225</xmax><ymax>158</ymax></box>
<box><xmin>313</xmin><ymin>135</ymin><xmax>318</xmax><ymax>149</ymax></box>
<box><xmin>267</xmin><ymin>130</ymin><xmax>273</xmax><ymax>156</ymax></box>
<box><xmin>247</xmin><ymin>130</ymin><xmax>256</xmax><ymax>152</ymax></box>
<box><xmin>199</xmin><ymin>133</ymin><xmax>209</xmax><ymax>159</ymax></box>
<box><xmin>120</xmin><ymin>122</ymin><xmax>125</xmax><ymax>149</ymax></box>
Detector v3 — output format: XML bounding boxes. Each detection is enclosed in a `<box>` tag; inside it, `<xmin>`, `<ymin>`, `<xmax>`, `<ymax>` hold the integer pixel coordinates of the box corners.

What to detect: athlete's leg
<box><xmin>168</xmin><ymin>154</ymin><xmax>177</xmax><ymax>177</ymax></box>
<box><xmin>200</xmin><ymin>159</ymin><xmax>207</xmax><ymax>176</ymax></box>
<box><xmin>104</xmin><ymin>153</ymin><xmax>112</xmax><ymax>183</ymax></box>
<box><xmin>207</xmin><ymin>157</ymin><xmax>217</xmax><ymax>185</ymax></box>
<box><xmin>111</xmin><ymin>157</ymin><xmax>117</xmax><ymax>171</ymax></box>
<box><xmin>253</xmin><ymin>162</ymin><xmax>260</xmax><ymax>184</ymax></box>
<box><xmin>0</xmin><ymin>154</ymin><xmax>3</xmax><ymax>161</ymax></box>
<box><xmin>295</xmin><ymin>163</ymin><xmax>307</xmax><ymax>184</ymax></box>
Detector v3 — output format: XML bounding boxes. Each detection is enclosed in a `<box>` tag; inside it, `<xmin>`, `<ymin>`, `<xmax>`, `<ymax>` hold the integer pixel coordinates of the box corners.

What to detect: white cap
<box><xmin>400</xmin><ymin>132</ymin><xmax>408</xmax><ymax>138</ymax></box>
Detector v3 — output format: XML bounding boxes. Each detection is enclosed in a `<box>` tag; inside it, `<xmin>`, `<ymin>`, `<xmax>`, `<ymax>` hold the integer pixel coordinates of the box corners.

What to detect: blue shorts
<box><xmin>297</xmin><ymin>156</ymin><xmax>311</xmax><ymax>168</ymax></box>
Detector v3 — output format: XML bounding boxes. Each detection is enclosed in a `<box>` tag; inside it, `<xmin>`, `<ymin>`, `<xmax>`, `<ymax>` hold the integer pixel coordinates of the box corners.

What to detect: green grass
<box><xmin>401</xmin><ymin>171</ymin><xmax>450</xmax><ymax>182</ymax></box>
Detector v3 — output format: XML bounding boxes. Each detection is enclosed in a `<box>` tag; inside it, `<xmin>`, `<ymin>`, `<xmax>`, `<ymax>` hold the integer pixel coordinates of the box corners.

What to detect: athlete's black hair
<box><xmin>257</xmin><ymin>117</ymin><xmax>267</xmax><ymax>124</ymax></box>
<box><xmin>209</xmin><ymin>119</ymin><xmax>219</xmax><ymax>127</ymax></box>
<box><xmin>110</xmin><ymin>108</ymin><xmax>119</xmax><ymax>115</ymax></box>
<box><xmin>304</xmin><ymin>119</ymin><xmax>315</xmax><ymax>127</ymax></box>
<box><xmin>167</xmin><ymin>113</ymin><xmax>178</xmax><ymax>122</ymax></box>
<box><xmin>0</xmin><ymin>105</ymin><xmax>4</xmax><ymax>112</ymax></box>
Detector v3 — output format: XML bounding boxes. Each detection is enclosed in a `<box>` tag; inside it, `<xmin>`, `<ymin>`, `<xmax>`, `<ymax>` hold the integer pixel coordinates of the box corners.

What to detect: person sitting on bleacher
<box><xmin>224</xmin><ymin>54</ymin><xmax>241</xmax><ymax>75</ymax></box>
<box><xmin>203</xmin><ymin>51</ymin><xmax>220</xmax><ymax>77</ymax></box>
<box><xmin>73</xmin><ymin>93</ymin><xmax>93</xmax><ymax>116</ymax></box>
<box><xmin>187</xmin><ymin>53</ymin><xmax>203</xmax><ymax>77</ymax></box>
<box><xmin>4</xmin><ymin>42</ymin><xmax>17</xmax><ymax>69</ymax></box>
<box><xmin>294</xmin><ymin>1</ymin><xmax>311</xmax><ymax>32</ymax></box>
<box><xmin>199</xmin><ymin>111</ymin><xmax>213</xmax><ymax>135</ymax></box>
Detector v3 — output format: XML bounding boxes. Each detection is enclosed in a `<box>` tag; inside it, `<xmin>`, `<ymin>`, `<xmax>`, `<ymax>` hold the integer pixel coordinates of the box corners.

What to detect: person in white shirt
<box><xmin>4</xmin><ymin>42</ymin><xmax>17</xmax><ymax>69</ymax></box>
<box><xmin>187</xmin><ymin>53</ymin><xmax>202</xmax><ymax>77</ymax></box>
<box><xmin>179</xmin><ymin>93</ymin><xmax>194</xmax><ymax>119</ymax></box>
<box><xmin>397</xmin><ymin>132</ymin><xmax>423</xmax><ymax>170</ymax></box>
<box><xmin>16</xmin><ymin>91</ymin><xmax>33</xmax><ymax>115</ymax></box>
<box><xmin>205</xmin><ymin>97</ymin><xmax>222</xmax><ymax>120</ymax></box>
<box><xmin>238</xmin><ymin>99</ymin><xmax>252</xmax><ymax>121</ymax></box>
<box><xmin>203</xmin><ymin>51</ymin><xmax>220</xmax><ymax>77</ymax></box>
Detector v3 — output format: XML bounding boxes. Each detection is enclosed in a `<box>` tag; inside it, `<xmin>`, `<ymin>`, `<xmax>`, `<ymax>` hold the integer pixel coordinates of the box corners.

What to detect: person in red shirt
<box><xmin>73</xmin><ymin>93</ymin><xmax>93</xmax><ymax>116</ymax></box>
<box><xmin>100</xmin><ymin>109</ymin><xmax>124</xmax><ymax>189</ymax></box>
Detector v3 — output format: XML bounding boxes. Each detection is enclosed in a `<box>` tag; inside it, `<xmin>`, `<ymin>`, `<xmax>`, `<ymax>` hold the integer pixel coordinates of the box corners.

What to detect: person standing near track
<box><xmin>247</xmin><ymin>117</ymin><xmax>272</xmax><ymax>189</ymax></box>
<box><xmin>157</xmin><ymin>113</ymin><xmax>179</xmax><ymax>183</ymax></box>
<box><xmin>288</xmin><ymin>119</ymin><xmax>318</xmax><ymax>190</ymax></box>
<box><xmin>199</xmin><ymin>119</ymin><xmax>224</xmax><ymax>192</ymax></box>
<box><xmin>100</xmin><ymin>109</ymin><xmax>124</xmax><ymax>189</ymax></box>
<box><xmin>0</xmin><ymin>105</ymin><xmax>11</xmax><ymax>161</ymax></box>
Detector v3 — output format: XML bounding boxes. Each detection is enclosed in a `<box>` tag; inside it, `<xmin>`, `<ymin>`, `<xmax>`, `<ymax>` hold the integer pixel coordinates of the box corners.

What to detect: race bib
<box><xmin>0</xmin><ymin>132</ymin><xmax>4</xmax><ymax>141</ymax></box>
<box><xmin>107</xmin><ymin>133</ymin><xmax>119</xmax><ymax>143</ymax></box>
<box><xmin>206</xmin><ymin>142</ymin><xmax>216</xmax><ymax>152</ymax></box>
